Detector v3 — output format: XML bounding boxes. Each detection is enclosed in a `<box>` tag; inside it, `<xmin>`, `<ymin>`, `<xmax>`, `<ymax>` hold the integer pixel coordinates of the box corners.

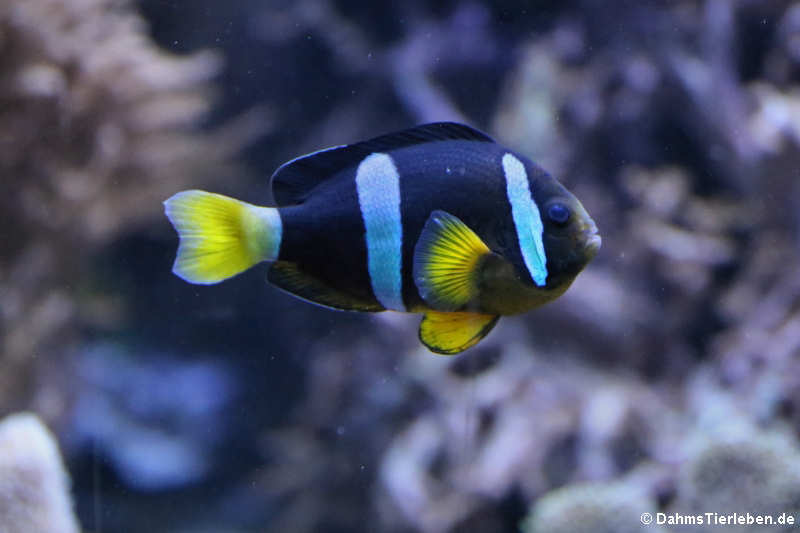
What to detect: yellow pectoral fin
<box><xmin>419</xmin><ymin>311</ymin><xmax>500</xmax><ymax>355</ymax></box>
<box><xmin>412</xmin><ymin>210</ymin><xmax>491</xmax><ymax>311</ymax></box>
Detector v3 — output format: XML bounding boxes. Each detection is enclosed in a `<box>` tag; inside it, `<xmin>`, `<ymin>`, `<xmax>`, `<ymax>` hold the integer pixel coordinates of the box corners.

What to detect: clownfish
<box><xmin>164</xmin><ymin>122</ymin><xmax>600</xmax><ymax>354</ymax></box>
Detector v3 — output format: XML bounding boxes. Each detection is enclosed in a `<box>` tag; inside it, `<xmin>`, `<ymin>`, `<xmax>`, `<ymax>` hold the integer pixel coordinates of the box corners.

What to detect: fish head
<box><xmin>537</xmin><ymin>180</ymin><xmax>601</xmax><ymax>287</ymax></box>
<box><xmin>477</xmin><ymin>171</ymin><xmax>600</xmax><ymax>314</ymax></box>
<box><xmin>494</xmin><ymin>159</ymin><xmax>601</xmax><ymax>291</ymax></box>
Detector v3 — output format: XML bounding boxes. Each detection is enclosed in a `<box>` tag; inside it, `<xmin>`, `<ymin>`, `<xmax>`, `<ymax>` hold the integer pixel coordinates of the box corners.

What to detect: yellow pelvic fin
<box><xmin>419</xmin><ymin>311</ymin><xmax>500</xmax><ymax>355</ymax></box>
<box><xmin>412</xmin><ymin>210</ymin><xmax>491</xmax><ymax>311</ymax></box>
<box><xmin>164</xmin><ymin>190</ymin><xmax>281</xmax><ymax>284</ymax></box>
<box><xmin>268</xmin><ymin>261</ymin><xmax>384</xmax><ymax>312</ymax></box>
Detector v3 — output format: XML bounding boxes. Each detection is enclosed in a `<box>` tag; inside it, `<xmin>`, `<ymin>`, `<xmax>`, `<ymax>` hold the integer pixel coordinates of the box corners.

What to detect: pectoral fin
<box><xmin>413</xmin><ymin>210</ymin><xmax>491</xmax><ymax>311</ymax></box>
<box><xmin>419</xmin><ymin>311</ymin><xmax>500</xmax><ymax>355</ymax></box>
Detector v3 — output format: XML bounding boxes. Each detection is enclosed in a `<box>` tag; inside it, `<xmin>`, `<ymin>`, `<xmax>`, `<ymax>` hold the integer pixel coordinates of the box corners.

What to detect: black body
<box><xmin>275</xmin><ymin>138</ymin><xmax>542</xmax><ymax>311</ymax></box>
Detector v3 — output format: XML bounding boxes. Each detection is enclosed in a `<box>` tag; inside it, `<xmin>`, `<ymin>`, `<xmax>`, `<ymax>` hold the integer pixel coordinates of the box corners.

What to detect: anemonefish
<box><xmin>164</xmin><ymin>122</ymin><xmax>600</xmax><ymax>354</ymax></box>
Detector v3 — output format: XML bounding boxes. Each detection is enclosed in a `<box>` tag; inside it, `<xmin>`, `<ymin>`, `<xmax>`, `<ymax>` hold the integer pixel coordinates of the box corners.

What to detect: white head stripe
<box><xmin>502</xmin><ymin>153</ymin><xmax>547</xmax><ymax>286</ymax></box>
<box><xmin>356</xmin><ymin>153</ymin><xmax>406</xmax><ymax>311</ymax></box>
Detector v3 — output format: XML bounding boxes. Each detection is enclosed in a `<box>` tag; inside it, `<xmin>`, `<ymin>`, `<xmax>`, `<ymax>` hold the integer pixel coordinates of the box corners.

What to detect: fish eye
<box><xmin>547</xmin><ymin>203</ymin><xmax>570</xmax><ymax>226</ymax></box>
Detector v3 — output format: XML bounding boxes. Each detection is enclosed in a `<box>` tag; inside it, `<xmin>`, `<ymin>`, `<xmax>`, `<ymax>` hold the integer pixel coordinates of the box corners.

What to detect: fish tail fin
<box><xmin>164</xmin><ymin>190</ymin><xmax>282</xmax><ymax>284</ymax></box>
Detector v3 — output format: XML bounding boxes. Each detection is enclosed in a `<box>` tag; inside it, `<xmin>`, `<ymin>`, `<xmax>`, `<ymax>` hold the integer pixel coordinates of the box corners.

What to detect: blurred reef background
<box><xmin>2</xmin><ymin>0</ymin><xmax>800</xmax><ymax>531</ymax></box>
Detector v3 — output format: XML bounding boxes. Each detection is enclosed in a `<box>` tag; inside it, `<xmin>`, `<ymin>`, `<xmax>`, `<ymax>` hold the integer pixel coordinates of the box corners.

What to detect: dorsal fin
<box><xmin>270</xmin><ymin>122</ymin><xmax>495</xmax><ymax>206</ymax></box>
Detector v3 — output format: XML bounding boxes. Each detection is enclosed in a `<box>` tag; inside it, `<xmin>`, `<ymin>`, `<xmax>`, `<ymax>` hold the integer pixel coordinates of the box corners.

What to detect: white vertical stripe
<box><xmin>502</xmin><ymin>153</ymin><xmax>548</xmax><ymax>286</ymax></box>
<box><xmin>356</xmin><ymin>153</ymin><xmax>406</xmax><ymax>311</ymax></box>
<box><xmin>253</xmin><ymin>206</ymin><xmax>282</xmax><ymax>261</ymax></box>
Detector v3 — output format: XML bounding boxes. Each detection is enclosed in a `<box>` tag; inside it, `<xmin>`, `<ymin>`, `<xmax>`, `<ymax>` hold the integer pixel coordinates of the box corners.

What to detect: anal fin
<box><xmin>268</xmin><ymin>261</ymin><xmax>384</xmax><ymax>312</ymax></box>
<box><xmin>419</xmin><ymin>311</ymin><xmax>499</xmax><ymax>355</ymax></box>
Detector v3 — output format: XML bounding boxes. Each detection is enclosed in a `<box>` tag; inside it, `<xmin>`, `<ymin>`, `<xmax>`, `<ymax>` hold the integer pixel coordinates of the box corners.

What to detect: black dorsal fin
<box><xmin>270</xmin><ymin>122</ymin><xmax>495</xmax><ymax>206</ymax></box>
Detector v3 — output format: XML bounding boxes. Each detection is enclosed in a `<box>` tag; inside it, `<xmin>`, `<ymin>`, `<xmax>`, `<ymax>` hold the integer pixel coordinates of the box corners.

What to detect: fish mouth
<box><xmin>585</xmin><ymin>232</ymin><xmax>602</xmax><ymax>254</ymax></box>
<box><xmin>582</xmin><ymin>220</ymin><xmax>601</xmax><ymax>256</ymax></box>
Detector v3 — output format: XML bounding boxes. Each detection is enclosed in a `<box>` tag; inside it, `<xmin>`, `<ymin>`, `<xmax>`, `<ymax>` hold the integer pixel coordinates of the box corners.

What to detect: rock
<box><xmin>0</xmin><ymin>412</ymin><xmax>80</xmax><ymax>533</ymax></box>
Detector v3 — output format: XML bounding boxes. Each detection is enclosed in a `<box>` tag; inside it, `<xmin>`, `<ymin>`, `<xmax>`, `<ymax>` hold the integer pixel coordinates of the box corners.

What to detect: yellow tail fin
<box><xmin>164</xmin><ymin>190</ymin><xmax>282</xmax><ymax>284</ymax></box>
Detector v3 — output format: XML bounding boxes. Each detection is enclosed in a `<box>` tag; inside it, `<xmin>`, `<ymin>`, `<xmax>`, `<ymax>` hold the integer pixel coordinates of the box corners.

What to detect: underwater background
<box><xmin>2</xmin><ymin>0</ymin><xmax>800</xmax><ymax>531</ymax></box>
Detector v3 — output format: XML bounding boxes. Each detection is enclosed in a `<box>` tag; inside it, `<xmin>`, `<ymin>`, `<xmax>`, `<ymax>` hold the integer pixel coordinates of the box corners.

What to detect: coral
<box><xmin>520</xmin><ymin>481</ymin><xmax>667</xmax><ymax>533</ymax></box>
<box><xmin>312</xmin><ymin>1</ymin><xmax>800</xmax><ymax>531</ymax></box>
<box><xmin>671</xmin><ymin>418</ymin><xmax>800</xmax><ymax>533</ymax></box>
<box><xmin>0</xmin><ymin>0</ymin><xmax>258</xmax><ymax>412</ymax></box>
<box><xmin>6</xmin><ymin>0</ymin><xmax>800</xmax><ymax>531</ymax></box>
<box><xmin>227</xmin><ymin>2</ymin><xmax>800</xmax><ymax>530</ymax></box>
<box><xmin>0</xmin><ymin>412</ymin><xmax>79</xmax><ymax>533</ymax></box>
<box><xmin>67</xmin><ymin>342</ymin><xmax>235</xmax><ymax>491</ymax></box>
